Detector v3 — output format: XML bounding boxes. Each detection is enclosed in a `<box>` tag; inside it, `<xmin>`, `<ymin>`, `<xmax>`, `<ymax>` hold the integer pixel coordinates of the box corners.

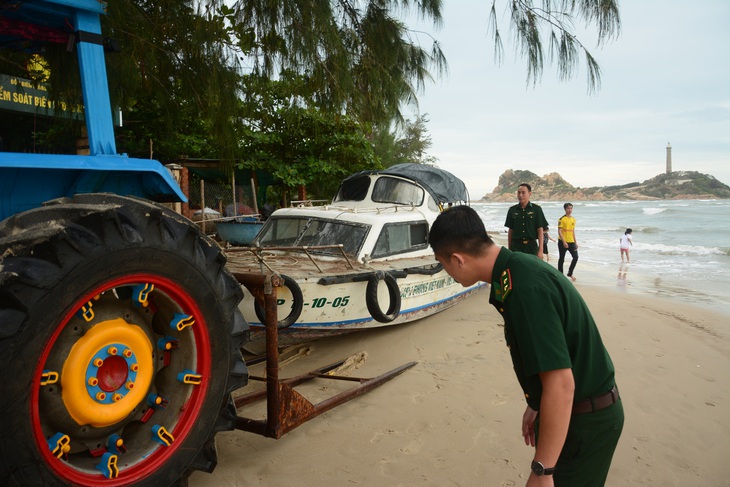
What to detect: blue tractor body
<box><xmin>0</xmin><ymin>0</ymin><xmax>185</xmax><ymax>221</ymax></box>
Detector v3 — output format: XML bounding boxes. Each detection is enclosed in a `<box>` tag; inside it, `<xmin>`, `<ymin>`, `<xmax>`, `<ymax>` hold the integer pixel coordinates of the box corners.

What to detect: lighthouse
<box><xmin>666</xmin><ymin>142</ymin><xmax>672</xmax><ymax>174</ymax></box>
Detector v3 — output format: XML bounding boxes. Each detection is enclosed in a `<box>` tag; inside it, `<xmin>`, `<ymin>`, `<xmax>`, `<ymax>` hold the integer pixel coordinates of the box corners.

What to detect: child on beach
<box><xmin>620</xmin><ymin>229</ymin><xmax>633</xmax><ymax>262</ymax></box>
<box><xmin>542</xmin><ymin>226</ymin><xmax>557</xmax><ymax>262</ymax></box>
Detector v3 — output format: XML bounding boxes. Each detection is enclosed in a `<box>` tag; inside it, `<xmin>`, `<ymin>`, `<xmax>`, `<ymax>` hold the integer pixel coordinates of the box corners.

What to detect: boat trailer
<box><xmin>230</xmin><ymin>272</ymin><xmax>417</xmax><ymax>439</ymax></box>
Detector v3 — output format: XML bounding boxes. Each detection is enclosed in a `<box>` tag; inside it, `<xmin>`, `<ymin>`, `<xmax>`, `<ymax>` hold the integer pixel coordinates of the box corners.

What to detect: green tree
<box><xmin>238</xmin><ymin>75</ymin><xmax>378</xmax><ymax>200</ymax></box>
<box><xmin>374</xmin><ymin>114</ymin><xmax>437</xmax><ymax>167</ymax></box>
<box><xmin>103</xmin><ymin>1</ymin><xmax>244</xmax><ymax>160</ymax></box>
<box><xmin>232</xmin><ymin>1</ymin><xmax>447</xmax><ymax>127</ymax></box>
<box><xmin>117</xmin><ymin>96</ymin><xmax>219</xmax><ymax>160</ymax></box>
<box><xmin>1</xmin><ymin>0</ymin><xmax>620</xmax><ymax>158</ymax></box>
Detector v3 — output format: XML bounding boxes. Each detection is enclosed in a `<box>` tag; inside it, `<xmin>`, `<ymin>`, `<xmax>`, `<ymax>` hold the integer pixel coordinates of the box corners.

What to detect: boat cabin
<box><xmin>253</xmin><ymin>164</ymin><xmax>469</xmax><ymax>263</ymax></box>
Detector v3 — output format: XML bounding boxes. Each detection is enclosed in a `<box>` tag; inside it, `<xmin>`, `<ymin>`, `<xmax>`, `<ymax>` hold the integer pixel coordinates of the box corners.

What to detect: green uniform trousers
<box><xmin>536</xmin><ymin>399</ymin><xmax>624</xmax><ymax>486</ymax></box>
<box><xmin>510</xmin><ymin>239</ymin><xmax>539</xmax><ymax>255</ymax></box>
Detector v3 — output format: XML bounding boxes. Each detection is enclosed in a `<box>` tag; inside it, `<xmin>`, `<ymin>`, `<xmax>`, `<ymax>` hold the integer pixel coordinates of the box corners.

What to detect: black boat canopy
<box><xmin>342</xmin><ymin>163</ymin><xmax>469</xmax><ymax>205</ymax></box>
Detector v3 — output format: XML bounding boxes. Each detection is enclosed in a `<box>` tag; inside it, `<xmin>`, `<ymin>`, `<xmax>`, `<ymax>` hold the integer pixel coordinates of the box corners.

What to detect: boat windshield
<box><xmin>333</xmin><ymin>175</ymin><xmax>424</xmax><ymax>206</ymax></box>
<box><xmin>333</xmin><ymin>175</ymin><xmax>370</xmax><ymax>201</ymax></box>
<box><xmin>256</xmin><ymin>217</ymin><xmax>369</xmax><ymax>257</ymax></box>
<box><xmin>372</xmin><ymin>177</ymin><xmax>424</xmax><ymax>205</ymax></box>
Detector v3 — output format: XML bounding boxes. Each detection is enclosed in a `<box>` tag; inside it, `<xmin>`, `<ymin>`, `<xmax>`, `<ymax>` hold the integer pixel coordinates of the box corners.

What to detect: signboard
<box><xmin>0</xmin><ymin>74</ymin><xmax>85</xmax><ymax>120</ymax></box>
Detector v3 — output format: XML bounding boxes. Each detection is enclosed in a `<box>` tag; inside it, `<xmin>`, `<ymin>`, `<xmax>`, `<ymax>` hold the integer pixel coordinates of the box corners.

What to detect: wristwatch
<box><xmin>531</xmin><ymin>460</ymin><xmax>556</xmax><ymax>476</ymax></box>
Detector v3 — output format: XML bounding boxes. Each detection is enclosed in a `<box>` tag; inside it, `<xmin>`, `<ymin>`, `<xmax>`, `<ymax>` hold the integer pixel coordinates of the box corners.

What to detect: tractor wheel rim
<box><xmin>60</xmin><ymin>318</ymin><xmax>154</xmax><ymax>428</ymax></box>
<box><xmin>32</xmin><ymin>274</ymin><xmax>212</xmax><ymax>485</ymax></box>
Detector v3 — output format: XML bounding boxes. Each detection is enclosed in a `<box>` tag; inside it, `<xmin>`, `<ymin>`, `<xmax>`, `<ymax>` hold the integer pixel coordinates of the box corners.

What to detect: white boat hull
<box><xmin>236</xmin><ymin>264</ymin><xmax>485</xmax><ymax>349</ymax></box>
<box><xmin>226</xmin><ymin>163</ymin><xmax>481</xmax><ymax>350</ymax></box>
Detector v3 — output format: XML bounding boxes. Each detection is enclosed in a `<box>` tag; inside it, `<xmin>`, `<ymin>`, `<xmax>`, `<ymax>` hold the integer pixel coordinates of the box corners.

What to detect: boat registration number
<box><xmin>305</xmin><ymin>296</ymin><xmax>351</xmax><ymax>308</ymax></box>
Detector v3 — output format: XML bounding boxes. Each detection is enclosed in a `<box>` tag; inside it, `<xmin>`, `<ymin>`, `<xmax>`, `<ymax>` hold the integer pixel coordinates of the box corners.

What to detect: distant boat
<box><xmin>216</xmin><ymin>217</ymin><xmax>264</xmax><ymax>246</ymax></box>
<box><xmin>225</xmin><ymin>163</ymin><xmax>485</xmax><ymax>349</ymax></box>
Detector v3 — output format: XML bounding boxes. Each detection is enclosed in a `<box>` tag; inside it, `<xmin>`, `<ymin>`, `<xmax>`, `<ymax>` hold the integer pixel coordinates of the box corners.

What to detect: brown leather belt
<box><xmin>572</xmin><ymin>385</ymin><xmax>620</xmax><ymax>414</ymax></box>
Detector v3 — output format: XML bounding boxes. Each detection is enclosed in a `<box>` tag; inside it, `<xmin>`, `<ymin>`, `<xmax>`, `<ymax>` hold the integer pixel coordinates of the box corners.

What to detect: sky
<box><xmin>406</xmin><ymin>0</ymin><xmax>730</xmax><ymax>199</ymax></box>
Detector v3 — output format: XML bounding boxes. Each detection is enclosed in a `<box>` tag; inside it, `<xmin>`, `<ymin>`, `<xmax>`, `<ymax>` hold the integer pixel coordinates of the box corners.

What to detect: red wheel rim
<box><xmin>31</xmin><ymin>273</ymin><xmax>212</xmax><ymax>485</ymax></box>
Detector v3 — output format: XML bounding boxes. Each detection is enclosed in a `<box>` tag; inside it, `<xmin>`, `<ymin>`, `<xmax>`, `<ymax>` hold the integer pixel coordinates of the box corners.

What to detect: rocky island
<box><xmin>479</xmin><ymin>169</ymin><xmax>730</xmax><ymax>201</ymax></box>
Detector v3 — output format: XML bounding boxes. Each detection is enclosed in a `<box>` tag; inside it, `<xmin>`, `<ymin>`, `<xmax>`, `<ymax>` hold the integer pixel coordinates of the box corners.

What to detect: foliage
<box><xmin>102</xmin><ymin>0</ymin><xmax>244</xmax><ymax>160</ymax></box>
<box><xmin>116</xmin><ymin>97</ymin><xmax>219</xmax><ymax>161</ymax></box>
<box><xmin>237</xmin><ymin>74</ymin><xmax>379</xmax><ymax>199</ymax></box>
<box><xmin>373</xmin><ymin>114</ymin><xmax>438</xmax><ymax>167</ymax></box>
<box><xmin>231</xmin><ymin>1</ymin><xmax>447</xmax><ymax>126</ymax></box>
<box><xmin>488</xmin><ymin>0</ymin><xmax>621</xmax><ymax>93</ymax></box>
<box><xmin>0</xmin><ymin>0</ymin><xmax>621</xmax><ymax>178</ymax></box>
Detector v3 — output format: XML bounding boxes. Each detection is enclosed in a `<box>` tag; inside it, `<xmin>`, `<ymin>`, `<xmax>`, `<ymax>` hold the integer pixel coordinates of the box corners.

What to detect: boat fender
<box><xmin>403</xmin><ymin>263</ymin><xmax>444</xmax><ymax>276</ymax></box>
<box><xmin>365</xmin><ymin>271</ymin><xmax>401</xmax><ymax>323</ymax></box>
<box><xmin>254</xmin><ymin>274</ymin><xmax>304</xmax><ymax>328</ymax></box>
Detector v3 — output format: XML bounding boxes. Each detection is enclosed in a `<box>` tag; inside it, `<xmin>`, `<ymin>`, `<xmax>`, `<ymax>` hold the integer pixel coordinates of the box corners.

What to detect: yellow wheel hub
<box><xmin>61</xmin><ymin>318</ymin><xmax>154</xmax><ymax>427</ymax></box>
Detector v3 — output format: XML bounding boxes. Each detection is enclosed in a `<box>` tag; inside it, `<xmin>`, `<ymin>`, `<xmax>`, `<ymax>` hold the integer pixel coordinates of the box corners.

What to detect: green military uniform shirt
<box><xmin>504</xmin><ymin>202</ymin><xmax>549</xmax><ymax>254</ymax></box>
<box><xmin>488</xmin><ymin>247</ymin><xmax>615</xmax><ymax>410</ymax></box>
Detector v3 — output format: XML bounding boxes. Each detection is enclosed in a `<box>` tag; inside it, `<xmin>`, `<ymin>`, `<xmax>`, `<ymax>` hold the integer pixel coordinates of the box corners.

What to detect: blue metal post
<box><xmin>73</xmin><ymin>8</ymin><xmax>117</xmax><ymax>156</ymax></box>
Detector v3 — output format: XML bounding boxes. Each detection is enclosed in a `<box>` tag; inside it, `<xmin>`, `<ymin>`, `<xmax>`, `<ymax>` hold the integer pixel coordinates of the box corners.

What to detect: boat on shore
<box><xmin>224</xmin><ymin>163</ymin><xmax>485</xmax><ymax>349</ymax></box>
<box><xmin>216</xmin><ymin>217</ymin><xmax>265</xmax><ymax>246</ymax></box>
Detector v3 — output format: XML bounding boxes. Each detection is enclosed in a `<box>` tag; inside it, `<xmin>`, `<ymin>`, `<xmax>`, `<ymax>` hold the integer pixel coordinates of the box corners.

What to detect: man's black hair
<box><xmin>564</xmin><ymin>202</ymin><xmax>573</xmax><ymax>210</ymax></box>
<box><xmin>519</xmin><ymin>183</ymin><xmax>532</xmax><ymax>192</ymax></box>
<box><xmin>429</xmin><ymin>205</ymin><xmax>493</xmax><ymax>257</ymax></box>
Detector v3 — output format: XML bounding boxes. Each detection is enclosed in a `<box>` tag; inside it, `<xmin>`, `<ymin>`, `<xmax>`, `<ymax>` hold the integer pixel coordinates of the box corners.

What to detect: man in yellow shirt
<box><xmin>558</xmin><ymin>203</ymin><xmax>579</xmax><ymax>281</ymax></box>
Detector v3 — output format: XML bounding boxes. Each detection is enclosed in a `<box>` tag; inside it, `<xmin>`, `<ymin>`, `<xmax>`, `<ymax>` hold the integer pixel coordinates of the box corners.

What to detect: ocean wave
<box><xmin>642</xmin><ymin>207</ymin><xmax>666</xmax><ymax>215</ymax></box>
<box><xmin>636</xmin><ymin>226</ymin><xmax>660</xmax><ymax>234</ymax></box>
<box><xmin>642</xmin><ymin>243</ymin><xmax>726</xmax><ymax>256</ymax></box>
<box><xmin>640</xmin><ymin>244</ymin><xmax>723</xmax><ymax>256</ymax></box>
<box><xmin>581</xmin><ymin>238</ymin><xmax>728</xmax><ymax>257</ymax></box>
<box><xmin>475</xmin><ymin>207</ymin><xmax>501</xmax><ymax>218</ymax></box>
<box><xmin>583</xmin><ymin>201</ymin><xmax>640</xmax><ymax>207</ymax></box>
<box><xmin>579</xmin><ymin>226</ymin><xmax>625</xmax><ymax>233</ymax></box>
<box><xmin>578</xmin><ymin>226</ymin><xmax>660</xmax><ymax>234</ymax></box>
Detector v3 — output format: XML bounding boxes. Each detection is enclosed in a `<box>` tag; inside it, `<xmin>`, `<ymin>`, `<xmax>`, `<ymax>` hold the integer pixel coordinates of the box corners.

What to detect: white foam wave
<box><xmin>642</xmin><ymin>207</ymin><xmax>666</xmax><ymax>215</ymax></box>
<box><xmin>583</xmin><ymin>238</ymin><xmax>726</xmax><ymax>257</ymax></box>
<box><xmin>583</xmin><ymin>201</ymin><xmax>640</xmax><ymax>207</ymax></box>
<box><xmin>580</xmin><ymin>226</ymin><xmax>625</xmax><ymax>232</ymax></box>
<box><xmin>637</xmin><ymin>243</ymin><xmax>727</xmax><ymax>256</ymax></box>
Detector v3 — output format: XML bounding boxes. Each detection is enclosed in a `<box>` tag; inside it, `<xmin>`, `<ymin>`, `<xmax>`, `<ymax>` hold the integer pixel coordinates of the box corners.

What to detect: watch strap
<box><xmin>531</xmin><ymin>460</ymin><xmax>556</xmax><ymax>476</ymax></box>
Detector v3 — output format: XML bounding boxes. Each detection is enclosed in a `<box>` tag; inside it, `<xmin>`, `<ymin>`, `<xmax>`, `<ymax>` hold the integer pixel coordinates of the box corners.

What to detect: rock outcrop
<box><xmin>479</xmin><ymin>169</ymin><xmax>730</xmax><ymax>201</ymax></box>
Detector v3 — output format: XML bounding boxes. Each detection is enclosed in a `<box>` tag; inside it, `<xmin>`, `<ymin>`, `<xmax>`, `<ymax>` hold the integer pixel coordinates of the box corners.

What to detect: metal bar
<box><xmin>227</xmin><ymin>244</ymin><xmax>348</xmax><ymax>252</ymax></box>
<box><xmin>300</xmin><ymin>247</ymin><xmax>324</xmax><ymax>273</ymax></box>
<box><xmin>231</xmin><ymin>270</ymin><xmax>417</xmax><ymax>440</ymax></box>
<box><xmin>338</xmin><ymin>246</ymin><xmax>356</xmax><ymax>270</ymax></box>
<box><xmin>306</xmin><ymin>361</ymin><xmax>417</xmax><ymax>416</ymax></box>
<box><xmin>73</xmin><ymin>9</ymin><xmax>116</xmax><ymax>155</ymax></box>
<box><xmin>307</xmin><ymin>373</ymin><xmax>370</xmax><ymax>382</ymax></box>
<box><xmin>234</xmin><ymin>358</ymin><xmax>351</xmax><ymax>409</ymax></box>
<box><xmin>232</xmin><ymin>171</ymin><xmax>237</xmax><ymax>217</ymax></box>
<box><xmin>250</xmin><ymin>178</ymin><xmax>259</xmax><ymax>214</ymax></box>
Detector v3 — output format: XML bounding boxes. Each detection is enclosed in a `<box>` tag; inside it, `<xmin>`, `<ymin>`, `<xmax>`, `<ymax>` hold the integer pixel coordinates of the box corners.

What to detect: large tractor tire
<box><xmin>0</xmin><ymin>194</ymin><xmax>249</xmax><ymax>486</ymax></box>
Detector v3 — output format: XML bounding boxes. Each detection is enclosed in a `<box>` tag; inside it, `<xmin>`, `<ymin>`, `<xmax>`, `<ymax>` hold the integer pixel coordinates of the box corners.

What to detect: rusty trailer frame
<box><xmin>230</xmin><ymin>272</ymin><xmax>417</xmax><ymax>439</ymax></box>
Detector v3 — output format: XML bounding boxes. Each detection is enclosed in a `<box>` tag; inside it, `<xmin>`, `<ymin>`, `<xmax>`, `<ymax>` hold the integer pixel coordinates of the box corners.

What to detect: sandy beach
<box><xmin>189</xmin><ymin>282</ymin><xmax>730</xmax><ymax>487</ymax></box>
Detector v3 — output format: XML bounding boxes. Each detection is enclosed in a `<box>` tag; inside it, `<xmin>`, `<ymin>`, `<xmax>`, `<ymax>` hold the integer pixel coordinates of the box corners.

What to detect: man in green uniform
<box><xmin>429</xmin><ymin>205</ymin><xmax>623</xmax><ymax>487</ymax></box>
<box><xmin>505</xmin><ymin>183</ymin><xmax>549</xmax><ymax>259</ymax></box>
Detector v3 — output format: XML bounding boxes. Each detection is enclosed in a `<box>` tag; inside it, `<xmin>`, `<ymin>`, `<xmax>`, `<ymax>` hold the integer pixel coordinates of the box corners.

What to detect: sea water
<box><xmin>472</xmin><ymin>200</ymin><xmax>730</xmax><ymax>316</ymax></box>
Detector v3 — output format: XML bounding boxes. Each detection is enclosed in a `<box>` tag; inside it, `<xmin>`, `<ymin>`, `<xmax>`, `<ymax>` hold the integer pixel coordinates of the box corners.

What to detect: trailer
<box><xmin>0</xmin><ymin>2</ymin><xmax>413</xmax><ymax>485</ymax></box>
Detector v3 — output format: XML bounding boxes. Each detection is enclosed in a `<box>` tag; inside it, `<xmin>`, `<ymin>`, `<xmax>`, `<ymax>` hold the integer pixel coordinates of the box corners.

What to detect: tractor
<box><xmin>0</xmin><ymin>1</ymin><xmax>412</xmax><ymax>485</ymax></box>
<box><xmin>0</xmin><ymin>1</ymin><xmax>248</xmax><ymax>484</ymax></box>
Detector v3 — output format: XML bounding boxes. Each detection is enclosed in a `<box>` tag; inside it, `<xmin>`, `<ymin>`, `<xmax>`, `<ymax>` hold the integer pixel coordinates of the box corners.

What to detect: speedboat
<box><xmin>225</xmin><ymin>163</ymin><xmax>485</xmax><ymax>348</ymax></box>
